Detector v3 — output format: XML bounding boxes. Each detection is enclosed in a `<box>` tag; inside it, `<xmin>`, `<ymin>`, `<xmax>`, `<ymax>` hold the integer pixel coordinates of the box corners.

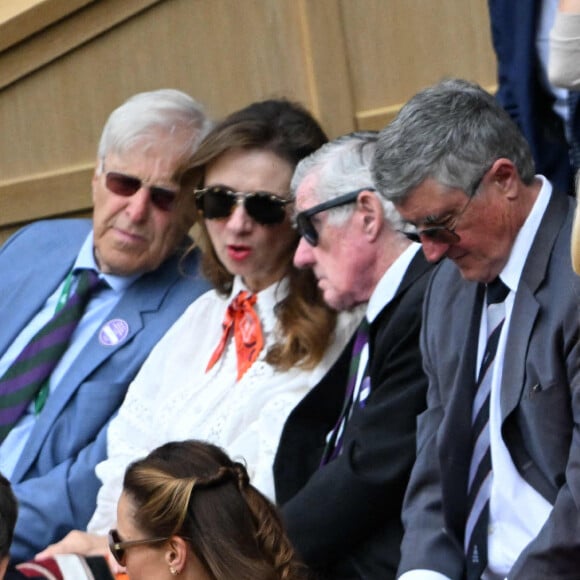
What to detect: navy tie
<box><xmin>465</xmin><ymin>277</ymin><xmax>509</xmax><ymax>580</ymax></box>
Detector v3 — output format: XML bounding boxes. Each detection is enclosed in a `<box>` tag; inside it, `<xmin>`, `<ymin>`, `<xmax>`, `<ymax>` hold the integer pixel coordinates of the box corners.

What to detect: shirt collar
<box><xmin>366</xmin><ymin>242</ymin><xmax>421</xmax><ymax>323</ymax></box>
<box><xmin>499</xmin><ymin>175</ymin><xmax>551</xmax><ymax>293</ymax></box>
<box><xmin>75</xmin><ymin>231</ymin><xmax>141</xmax><ymax>293</ymax></box>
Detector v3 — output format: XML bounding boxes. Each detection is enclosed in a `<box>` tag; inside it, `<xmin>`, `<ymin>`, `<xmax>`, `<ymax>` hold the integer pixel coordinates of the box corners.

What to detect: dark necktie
<box><xmin>465</xmin><ymin>277</ymin><xmax>509</xmax><ymax>580</ymax></box>
<box><xmin>320</xmin><ymin>317</ymin><xmax>370</xmax><ymax>466</ymax></box>
<box><xmin>567</xmin><ymin>91</ymin><xmax>580</xmax><ymax>172</ymax></box>
<box><xmin>0</xmin><ymin>269</ymin><xmax>100</xmax><ymax>442</ymax></box>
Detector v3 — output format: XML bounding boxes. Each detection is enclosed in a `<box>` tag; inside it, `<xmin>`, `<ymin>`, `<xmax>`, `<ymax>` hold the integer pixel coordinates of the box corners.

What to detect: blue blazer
<box><xmin>488</xmin><ymin>0</ymin><xmax>573</xmax><ymax>193</ymax></box>
<box><xmin>0</xmin><ymin>219</ymin><xmax>210</xmax><ymax>561</ymax></box>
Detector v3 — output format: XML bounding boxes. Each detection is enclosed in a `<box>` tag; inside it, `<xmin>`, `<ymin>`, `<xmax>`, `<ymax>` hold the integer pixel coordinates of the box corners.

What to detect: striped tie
<box><xmin>465</xmin><ymin>277</ymin><xmax>509</xmax><ymax>580</ymax></box>
<box><xmin>0</xmin><ymin>269</ymin><xmax>100</xmax><ymax>441</ymax></box>
<box><xmin>320</xmin><ymin>317</ymin><xmax>370</xmax><ymax>465</ymax></box>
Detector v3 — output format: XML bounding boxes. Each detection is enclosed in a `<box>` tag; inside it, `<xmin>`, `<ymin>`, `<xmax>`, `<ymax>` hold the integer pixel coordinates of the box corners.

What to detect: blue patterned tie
<box><xmin>0</xmin><ymin>269</ymin><xmax>100</xmax><ymax>441</ymax></box>
<box><xmin>465</xmin><ymin>277</ymin><xmax>509</xmax><ymax>580</ymax></box>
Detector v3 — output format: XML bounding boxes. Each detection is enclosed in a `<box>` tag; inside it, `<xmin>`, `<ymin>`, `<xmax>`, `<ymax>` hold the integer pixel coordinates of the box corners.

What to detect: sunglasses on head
<box><xmin>295</xmin><ymin>188</ymin><xmax>373</xmax><ymax>246</ymax></box>
<box><xmin>108</xmin><ymin>529</ymin><xmax>170</xmax><ymax>566</ymax></box>
<box><xmin>105</xmin><ymin>171</ymin><xmax>179</xmax><ymax>212</ymax></box>
<box><xmin>194</xmin><ymin>185</ymin><xmax>291</xmax><ymax>225</ymax></box>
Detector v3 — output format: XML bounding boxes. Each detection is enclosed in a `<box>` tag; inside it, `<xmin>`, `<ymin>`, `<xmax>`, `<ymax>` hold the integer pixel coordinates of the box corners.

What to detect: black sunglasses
<box><xmin>108</xmin><ymin>529</ymin><xmax>169</xmax><ymax>566</ymax></box>
<box><xmin>295</xmin><ymin>188</ymin><xmax>374</xmax><ymax>246</ymax></box>
<box><xmin>105</xmin><ymin>171</ymin><xmax>179</xmax><ymax>212</ymax></box>
<box><xmin>194</xmin><ymin>185</ymin><xmax>291</xmax><ymax>226</ymax></box>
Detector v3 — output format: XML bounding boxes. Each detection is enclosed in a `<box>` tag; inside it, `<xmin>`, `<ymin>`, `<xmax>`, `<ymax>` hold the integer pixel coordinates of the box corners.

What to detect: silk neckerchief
<box><xmin>206</xmin><ymin>290</ymin><xmax>264</xmax><ymax>380</ymax></box>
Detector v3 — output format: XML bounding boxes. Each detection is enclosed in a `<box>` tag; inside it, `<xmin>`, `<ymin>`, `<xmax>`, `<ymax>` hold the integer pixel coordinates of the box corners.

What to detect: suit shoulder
<box><xmin>2</xmin><ymin>219</ymin><xmax>91</xmax><ymax>249</ymax></box>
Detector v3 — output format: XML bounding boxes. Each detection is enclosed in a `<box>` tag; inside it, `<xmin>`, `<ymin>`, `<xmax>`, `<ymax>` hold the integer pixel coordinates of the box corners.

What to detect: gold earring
<box><xmin>169</xmin><ymin>566</ymin><xmax>178</xmax><ymax>576</ymax></box>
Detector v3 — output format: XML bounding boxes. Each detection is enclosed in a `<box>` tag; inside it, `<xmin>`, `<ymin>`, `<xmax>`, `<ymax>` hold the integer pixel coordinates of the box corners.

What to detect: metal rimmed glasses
<box><xmin>398</xmin><ymin>163</ymin><xmax>494</xmax><ymax>245</ymax></box>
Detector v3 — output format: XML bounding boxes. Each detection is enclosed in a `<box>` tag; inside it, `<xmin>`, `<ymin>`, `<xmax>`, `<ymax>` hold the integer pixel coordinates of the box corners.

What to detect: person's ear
<box><xmin>488</xmin><ymin>158</ymin><xmax>518</xmax><ymax>199</ymax></box>
<box><xmin>165</xmin><ymin>536</ymin><xmax>188</xmax><ymax>576</ymax></box>
<box><xmin>356</xmin><ymin>190</ymin><xmax>384</xmax><ymax>241</ymax></box>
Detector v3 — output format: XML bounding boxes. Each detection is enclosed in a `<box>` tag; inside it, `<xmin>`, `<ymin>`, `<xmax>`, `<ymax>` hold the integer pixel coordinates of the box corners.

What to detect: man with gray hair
<box><xmin>372</xmin><ymin>78</ymin><xmax>580</xmax><ymax>579</ymax></box>
<box><xmin>0</xmin><ymin>89</ymin><xmax>211</xmax><ymax>562</ymax></box>
<box><xmin>274</xmin><ymin>131</ymin><xmax>433</xmax><ymax>579</ymax></box>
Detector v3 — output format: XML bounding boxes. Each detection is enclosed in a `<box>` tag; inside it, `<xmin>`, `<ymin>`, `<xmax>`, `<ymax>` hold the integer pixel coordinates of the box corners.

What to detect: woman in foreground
<box><xmin>111</xmin><ymin>439</ymin><xmax>308</xmax><ymax>579</ymax></box>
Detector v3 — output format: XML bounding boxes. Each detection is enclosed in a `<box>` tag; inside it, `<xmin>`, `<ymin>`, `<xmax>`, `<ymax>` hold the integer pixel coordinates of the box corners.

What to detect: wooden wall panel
<box><xmin>337</xmin><ymin>0</ymin><xmax>497</xmax><ymax>129</ymax></box>
<box><xmin>0</xmin><ymin>0</ymin><xmax>497</xmax><ymax>243</ymax></box>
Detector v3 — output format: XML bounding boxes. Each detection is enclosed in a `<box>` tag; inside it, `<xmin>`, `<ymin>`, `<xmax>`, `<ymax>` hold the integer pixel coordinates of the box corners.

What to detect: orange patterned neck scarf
<box><xmin>206</xmin><ymin>290</ymin><xmax>264</xmax><ymax>380</ymax></box>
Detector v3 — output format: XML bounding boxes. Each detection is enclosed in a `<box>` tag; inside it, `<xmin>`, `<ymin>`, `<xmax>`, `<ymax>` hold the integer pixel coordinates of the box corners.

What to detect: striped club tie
<box><xmin>320</xmin><ymin>317</ymin><xmax>370</xmax><ymax>465</ymax></box>
<box><xmin>465</xmin><ymin>277</ymin><xmax>509</xmax><ymax>579</ymax></box>
<box><xmin>0</xmin><ymin>269</ymin><xmax>100</xmax><ymax>441</ymax></box>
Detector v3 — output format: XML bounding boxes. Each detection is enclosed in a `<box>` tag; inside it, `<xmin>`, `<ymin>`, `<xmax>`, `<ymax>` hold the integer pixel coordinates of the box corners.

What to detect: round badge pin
<box><xmin>99</xmin><ymin>319</ymin><xmax>129</xmax><ymax>346</ymax></box>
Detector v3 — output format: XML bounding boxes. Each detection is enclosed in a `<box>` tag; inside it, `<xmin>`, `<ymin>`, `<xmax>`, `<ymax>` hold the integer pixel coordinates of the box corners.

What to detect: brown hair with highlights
<box><xmin>123</xmin><ymin>440</ymin><xmax>309</xmax><ymax>580</ymax></box>
<box><xmin>183</xmin><ymin>99</ymin><xmax>336</xmax><ymax>370</ymax></box>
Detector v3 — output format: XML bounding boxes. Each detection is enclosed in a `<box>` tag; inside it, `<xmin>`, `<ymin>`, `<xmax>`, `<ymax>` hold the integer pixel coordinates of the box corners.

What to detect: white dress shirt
<box><xmin>88</xmin><ymin>275</ymin><xmax>361</xmax><ymax>534</ymax></box>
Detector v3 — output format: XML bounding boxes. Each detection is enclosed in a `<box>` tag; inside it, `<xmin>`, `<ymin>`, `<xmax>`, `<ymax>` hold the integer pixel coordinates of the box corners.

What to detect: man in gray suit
<box><xmin>0</xmin><ymin>89</ymin><xmax>211</xmax><ymax>562</ymax></box>
<box><xmin>372</xmin><ymin>79</ymin><xmax>580</xmax><ymax>579</ymax></box>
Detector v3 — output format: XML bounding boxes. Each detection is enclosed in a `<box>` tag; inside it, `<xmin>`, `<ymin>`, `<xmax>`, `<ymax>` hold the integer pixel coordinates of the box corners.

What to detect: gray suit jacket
<box><xmin>398</xmin><ymin>192</ymin><xmax>580</xmax><ymax>579</ymax></box>
<box><xmin>0</xmin><ymin>219</ymin><xmax>210</xmax><ymax>562</ymax></box>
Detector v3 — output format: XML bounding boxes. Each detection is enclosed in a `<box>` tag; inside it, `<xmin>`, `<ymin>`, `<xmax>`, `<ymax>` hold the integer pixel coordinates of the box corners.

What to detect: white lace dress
<box><xmin>87</xmin><ymin>275</ymin><xmax>362</xmax><ymax>534</ymax></box>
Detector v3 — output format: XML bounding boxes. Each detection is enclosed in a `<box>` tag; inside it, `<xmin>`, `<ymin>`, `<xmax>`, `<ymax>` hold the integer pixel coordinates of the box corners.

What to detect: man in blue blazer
<box><xmin>0</xmin><ymin>89</ymin><xmax>211</xmax><ymax>562</ymax></box>
<box><xmin>373</xmin><ymin>79</ymin><xmax>580</xmax><ymax>579</ymax></box>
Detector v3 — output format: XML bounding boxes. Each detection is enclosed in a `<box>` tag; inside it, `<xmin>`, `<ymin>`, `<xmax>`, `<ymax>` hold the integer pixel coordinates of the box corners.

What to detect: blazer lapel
<box><xmin>500</xmin><ymin>191</ymin><xmax>570</xmax><ymax>420</ymax></box>
<box><xmin>13</xmin><ymin>258</ymin><xmax>181</xmax><ymax>479</ymax></box>
<box><xmin>396</xmin><ymin>249</ymin><xmax>433</xmax><ymax>296</ymax></box>
<box><xmin>0</xmin><ymin>256</ymin><xmax>74</xmax><ymax>355</ymax></box>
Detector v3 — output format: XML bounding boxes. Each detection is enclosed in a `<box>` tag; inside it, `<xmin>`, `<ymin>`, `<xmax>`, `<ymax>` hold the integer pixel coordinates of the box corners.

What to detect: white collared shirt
<box><xmin>352</xmin><ymin>242</ymin><xmax>421</xmax><ymax>405</ymax></box>
<box><xmin>483</xmin><ymin>176</ymin><xmax>553</xmax><ymax>579</ymax></box>
<box><xmin>88</xmin><ymin>276</ymin><xmax>361</xmax><ymax>534</ymax></box>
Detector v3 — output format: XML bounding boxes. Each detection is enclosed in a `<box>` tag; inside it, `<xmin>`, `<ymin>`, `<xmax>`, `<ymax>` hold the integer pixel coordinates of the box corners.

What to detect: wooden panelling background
<box><xmin>0</xmin><ymin>0</ymin><xmax>497</xmax><ymax>243</ymax></box>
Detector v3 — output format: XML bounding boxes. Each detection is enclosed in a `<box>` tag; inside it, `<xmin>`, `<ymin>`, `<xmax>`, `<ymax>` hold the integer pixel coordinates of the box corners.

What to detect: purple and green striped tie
<box><xmin>0</xmin><ymin>269</ymin><xmax>100</xmax><ymax>442</ymax></box>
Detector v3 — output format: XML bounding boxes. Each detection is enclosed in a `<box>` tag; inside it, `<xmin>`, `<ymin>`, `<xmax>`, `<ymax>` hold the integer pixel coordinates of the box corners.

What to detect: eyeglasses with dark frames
<box><xmin>102</xmin><ymin>164</ymin><xmax>179</xmax><ymax>212</ymax></box>
<box><xmin>194</xmin><ymin>185</ymin><xmax>292</xmax><ymax>226</ymax></box>
<box><xmin>398</xmin><ymin>163</ymin><xmax>494</xmax><ymax>245</ymax></box>
<box><xmin>295</xmin><ymin>188</ymin><xmax>375</xmax><ymax>246</ymax></box>
<box><xmin>108</xmin><ymin>529</ymin><xmax>170</xmax><ymax>566</ymax></box>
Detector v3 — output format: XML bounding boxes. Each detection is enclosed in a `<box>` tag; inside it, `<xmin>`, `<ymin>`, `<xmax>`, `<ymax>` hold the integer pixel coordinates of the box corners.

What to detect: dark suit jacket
<box><xmin>398</xmin><ymin>192</ymin><xmax>580</xmax><ymax>579</ymax></box>
<box><xmin>274</xmin><ymin>251</ymin><xmax>434</xmax><ymax>579</ymax></box>
<box><xmin>488</xmin><ymin>0</ymin><xmax>573</xmax><ymax>193</ymax></box>
<box><xmin>0</xmin><ymin>219</ymin><xmax>210</xmax><ymax>561</ymax></box>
